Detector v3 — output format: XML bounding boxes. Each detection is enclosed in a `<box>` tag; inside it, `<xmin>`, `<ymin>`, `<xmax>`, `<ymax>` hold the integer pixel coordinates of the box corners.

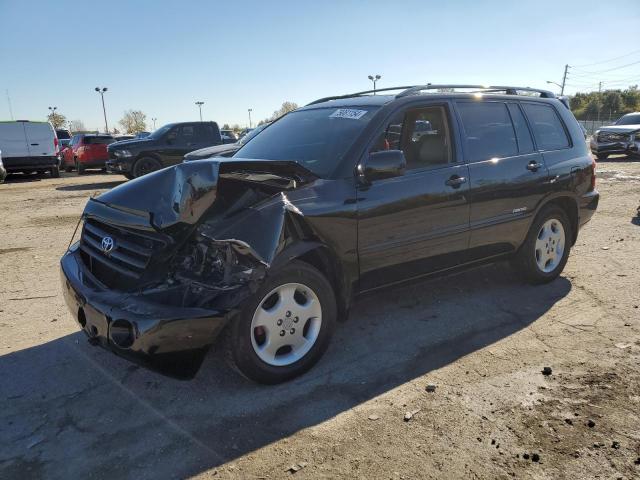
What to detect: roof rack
<box><xmin>396</xmin><ymin>84</ymin><xmax>556</xmax><ymax>98</ymax></box>
<box><xmin>306</xmin><ymin>84</ymin><xmax>557</xmax><ymax>106</ymax></box>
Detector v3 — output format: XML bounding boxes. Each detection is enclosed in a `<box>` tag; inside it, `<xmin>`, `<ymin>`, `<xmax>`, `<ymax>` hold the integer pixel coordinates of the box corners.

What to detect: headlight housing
<box><xmin>114</xmin><ymin>150</ymin><xmax>133</xmax><ymax>158</ymax></box>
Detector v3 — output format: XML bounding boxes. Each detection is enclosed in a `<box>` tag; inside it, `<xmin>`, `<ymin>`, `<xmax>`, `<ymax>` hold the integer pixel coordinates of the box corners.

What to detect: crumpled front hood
<box><xmin>92</xmin><ymin>159</ymin><xmax>316</xmax><ymax>233</ymax></box>
<box><xmin>599</xmin><ymin>125</ymin><xmax>640</xmax><ymax>134</ymax></box>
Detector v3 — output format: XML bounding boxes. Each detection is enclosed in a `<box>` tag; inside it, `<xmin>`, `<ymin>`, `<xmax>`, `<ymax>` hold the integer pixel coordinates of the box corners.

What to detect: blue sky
<box><xmin>1</xmin><ymin>0</ymin><xmax>639</xmax><ymax>131</ymax></box>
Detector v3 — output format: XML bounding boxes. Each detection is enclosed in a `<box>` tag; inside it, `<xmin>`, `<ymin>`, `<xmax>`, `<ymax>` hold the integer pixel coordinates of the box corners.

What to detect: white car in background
<box><xmin>0</xmin><ymin>121</ymin><xmax>60</xmax><ymax>177</ymax></box>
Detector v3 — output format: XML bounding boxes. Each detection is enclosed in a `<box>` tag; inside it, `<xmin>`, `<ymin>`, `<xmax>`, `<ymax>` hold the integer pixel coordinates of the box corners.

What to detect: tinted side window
<box><xmin>195</xmin><ymin>124</ymin><xmax>214</xmax><ymax>141</ymax></box>
<box><xmin>456</xmin><ymin>102</ymin><xmax>517</xmax><ymax>162</ymax></box>
<box><xmin>521</xmin><ymin>103</ymin><xmax>570</xmax><ymax>150</ymax></box>
<box><xmin>371</xmin><ymin>106</ymin><xmax>452</xmax><ymax>170</ymax></box>
<box><xmin>507</xmin><ymin>104</ymin><xmax>534</xmax><ymax>153</ymax></box>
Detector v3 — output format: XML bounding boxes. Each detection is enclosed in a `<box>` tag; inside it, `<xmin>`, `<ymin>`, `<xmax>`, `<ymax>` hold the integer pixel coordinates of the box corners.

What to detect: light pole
<box><xmin>545</xmin><ymin>80</ymin><xmax>562</xmax><ymax>94</ymax></box>
<box><xmin>48</xmin><ymin>106</ymin><xmax>57</xmax><ymax>121</ymax></box>
<box><xmin>248</xmin><ymin>108</ymin><xmax>253</xmax><ymax>128</ymax></box>
<box><xmin>151</xmin><ymin>117</ymin><xmax>157</xmax><ymax>130</ymax></box>
<box><xmin>94</xmin><ymin>87</ymin><xmax>108</xmax><ymax>133</ymax></box>
<box><xmin>368</xmin><ymin>74</ymin><xmax>381</xmax><ymax>94</ymax></box>
<box><xmin>195</xmin><ymin>101</ymin><xmax>204</xmax><ymax>121</ymax></box>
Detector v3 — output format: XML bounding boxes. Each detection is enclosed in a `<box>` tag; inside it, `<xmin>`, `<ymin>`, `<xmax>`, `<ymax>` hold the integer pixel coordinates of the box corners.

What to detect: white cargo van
<box><xmin>0</xmin><ymin>121</ymin><xmax>60</xmax><ymax>177</ymax></box>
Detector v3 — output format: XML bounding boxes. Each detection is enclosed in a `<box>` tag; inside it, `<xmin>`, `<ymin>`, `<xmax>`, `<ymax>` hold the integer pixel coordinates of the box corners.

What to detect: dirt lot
<box><xmin>1</xmin><ymin>159</ymin><xmax>639</xmax><ymax>480</ymax></box>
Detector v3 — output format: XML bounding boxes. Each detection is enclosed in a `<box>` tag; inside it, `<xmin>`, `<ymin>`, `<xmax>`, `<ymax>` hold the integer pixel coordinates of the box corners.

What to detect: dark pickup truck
<box><xmin>106</xmin><ymin>121</ymin><xmax>222</xmax><ymax>179</ymax></box>
<box><xmin>61</xmin><ymin>84</ymin><xmax>598</xmax><ymax>384</ymax></box>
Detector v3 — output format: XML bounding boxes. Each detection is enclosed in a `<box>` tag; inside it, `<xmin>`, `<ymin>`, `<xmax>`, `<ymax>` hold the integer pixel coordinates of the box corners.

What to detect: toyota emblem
<box><xmin>101</xmin><ymin>236</ymin><xmax>115</xmax><ymax>254</ymax></box>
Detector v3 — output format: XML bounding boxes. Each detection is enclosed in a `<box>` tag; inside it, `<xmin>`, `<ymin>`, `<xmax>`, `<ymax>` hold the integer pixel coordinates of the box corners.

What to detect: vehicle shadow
<box><xmin>2</xmin><ymin>173</ymin><xmax>46</xmax><ymax>184</ymax></box>
<box><xmin>56</xmin><ymin>180</ymin><xmax>126</xmax><ymax>192</ymax></box>
<box><xmin>0</xmin><ymin>263</ymin><xmax>571</xmax><ymax>479</ymax></box>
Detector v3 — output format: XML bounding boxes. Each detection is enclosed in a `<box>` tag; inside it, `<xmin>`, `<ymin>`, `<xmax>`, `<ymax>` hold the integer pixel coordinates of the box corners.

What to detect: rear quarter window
<box><xmin>521</xmin><ymin>103</ymin><xmax>570</xmax><ymax>151</ymax></box>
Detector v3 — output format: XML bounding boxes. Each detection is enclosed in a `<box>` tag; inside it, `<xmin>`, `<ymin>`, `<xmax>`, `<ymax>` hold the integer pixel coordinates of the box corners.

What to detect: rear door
<box><xmin>357</xmin><ymin>101</ymin><xmax>471</xmax><ymax>290</ymax></box>
<box><xmin>455</xmin><ymin>100</ymin><xmax>549</xmax><ymax>258</ymax></box>
<box><xmin>162</xmin><ymin>124</ymin><xmax>198</xmax><ymax>166</ymax></box>
<box><xmin>0</xmin><ymin>122</ymin><xmax>29</xmax><ymax>158</ymax></box>
<box><xmin>24</xmin><ymin>122</ymin><xmax>56</xmax><ymax>157</ymax></box>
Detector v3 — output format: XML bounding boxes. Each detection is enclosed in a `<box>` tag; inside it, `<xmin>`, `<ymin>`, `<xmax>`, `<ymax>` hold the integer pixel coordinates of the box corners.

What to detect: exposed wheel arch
<box><xmin>542</xmin><ymin>196</ymin><xmax>579</xmax><ymax>246</ymax></box>
<box><xmin>271</xmin><ymin>242</ymin><xmax>351</xmax><ymax>322</ymax></box>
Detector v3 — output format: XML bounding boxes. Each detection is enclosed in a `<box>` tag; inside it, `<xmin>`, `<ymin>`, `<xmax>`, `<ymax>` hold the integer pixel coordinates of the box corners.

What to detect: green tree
<box><xmin>585</xmin><ymin>99</ymin><xmax>601</xmax><ymax>118</ymax></box>
<box><xmin>47</xmin><ymin>111</ymin><xmax>67</xmax><ymax>129</ymax></box>
<box><xmin>118</xmin><ymin>110</ymin><xmax>147</xmax><ymax>134</ymax></box>
<box><xmin>602</xmin><ymin>91</ymin><xmax>622</xmax><ymax>116</ymax></box>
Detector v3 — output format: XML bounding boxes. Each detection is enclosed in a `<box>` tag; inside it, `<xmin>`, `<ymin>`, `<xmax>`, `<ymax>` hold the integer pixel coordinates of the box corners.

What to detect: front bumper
<box><xmin>105</xmin><ymin>158</ymin><xmax>132</xmax><ymax>174</ymax></box>
<box><xmin>590</xmin><ymin>139</ymin><xmax>640</xmax><ymax>156</ymax></box>
<box><xmin>60</xmin><ymin>246</ymin><xmax>229</xmax><ymax>378</ymax></box>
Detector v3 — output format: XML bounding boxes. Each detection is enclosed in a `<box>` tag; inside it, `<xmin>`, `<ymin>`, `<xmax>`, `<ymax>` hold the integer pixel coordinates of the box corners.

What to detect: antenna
<box><xmin>6</xmin><ymin>89</ymin><xmax>14</xmax><ymax>120</ymax></box>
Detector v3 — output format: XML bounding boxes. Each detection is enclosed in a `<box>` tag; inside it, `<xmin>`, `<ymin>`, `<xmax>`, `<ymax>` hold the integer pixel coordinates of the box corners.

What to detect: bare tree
<box><xmin>118</xmin><ymin>110</ymin><xmax>147</xmax><ymax>134</ymax></box>
<box><xmin>47</xmin><ymin>111</ymin><xmax>67</xmax><ymax>129</ymax></box>
<box><xmin>69</xmin><ymin>119</ymin><xmax>86</xmax><ymax>132</ymax></box>
<box><xmin>259</xmin><ymin>101</ymin><xmax>299</xmax><ymax>124</ymax></box>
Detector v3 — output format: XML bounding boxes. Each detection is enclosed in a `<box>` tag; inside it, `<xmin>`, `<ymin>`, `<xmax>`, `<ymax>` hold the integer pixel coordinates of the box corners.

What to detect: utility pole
<box><xmin>597</xmin><ymin>81</ymin><xmax>602</xmax><ymax>123</ymax></box>
<box><xmin>248</xmin><ymin>108</ymin><xmax>253</xmax><ymax>128</ymax></box>
<box><xmin>6</xmin><ymin>90</ymin><xmax>14</xmax><ymax>120</ymax></box>
<box><xmin>95</xmin><ymin>87</ymin><xmax>109</xmax><ymax>133</ymax></box>
<box><xmin>560</xmin><ymin>64</ymin><xmax>569</xmax><ymax>96</ymax></box>
<box><xmin>195</xmin><ymin>101</ymin><xmax>204</xmax><ymax>121</ymax></box>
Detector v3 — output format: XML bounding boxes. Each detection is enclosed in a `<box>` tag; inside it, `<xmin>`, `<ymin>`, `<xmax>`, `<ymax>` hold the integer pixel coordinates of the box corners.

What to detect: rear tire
<box><xmin>132</xmin><ymin>157</ymin><xmax>162</xmax><ymax>178</ymax></box>
<box><xmin>75</xmin><ymin>160</ymin><xmax>85</xmax><ymax>175</ymax></box>
<box><xmin>512</xmin><ymin>205</ymin><xmax>572</xmax><ymax>284</ymax></box>
<box><xmin>596</xmin><ymin>153</ymin><xmax>608</xmax><ymax>160</ymax></box>
<box><xmin>226</xmin><ymin>260</ymin><xmax>336</xmax><ymax>384</ymax></box>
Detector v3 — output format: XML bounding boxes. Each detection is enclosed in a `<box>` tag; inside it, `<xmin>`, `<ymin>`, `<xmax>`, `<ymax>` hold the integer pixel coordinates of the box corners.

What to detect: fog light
<box><xmin>110</xmin><ymin>319</ymin><xmax>135</xmax><ymax>348</ymax></box>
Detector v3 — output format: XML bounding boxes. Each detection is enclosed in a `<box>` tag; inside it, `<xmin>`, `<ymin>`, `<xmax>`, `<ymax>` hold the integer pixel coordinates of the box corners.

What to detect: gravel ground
<box><xmin>1</xmin><ymin>158</ymin><xmax>639</xmax><ymax>480</ymax></box>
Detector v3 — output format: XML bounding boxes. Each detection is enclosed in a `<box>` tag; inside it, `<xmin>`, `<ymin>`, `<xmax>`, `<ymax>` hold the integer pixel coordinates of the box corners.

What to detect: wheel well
<box><xmin>296</xmin><ymin>247</ymin><xmax>349</xmax><ymax>322</ymax></box>
<box><xmin>546</xmin><ymin>196</ymin><xmax>579</xmax><ymax>245</ymax></box>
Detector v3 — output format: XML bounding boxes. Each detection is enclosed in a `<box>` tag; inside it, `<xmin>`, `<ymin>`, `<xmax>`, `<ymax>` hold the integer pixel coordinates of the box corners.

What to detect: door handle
<box><xmin>527</xmin><ymin>161</ymin><xmax>542</xmax><ymax>171</ymax></box>
<box><xmin>445</xmin><ymin>175</ymin><xmax>467</xmax><ymax>188</ymax></box>
<box><xmin>30</xmin><ymin>143</ymin><xmax>39</xmax><ymax>146</ymax></box>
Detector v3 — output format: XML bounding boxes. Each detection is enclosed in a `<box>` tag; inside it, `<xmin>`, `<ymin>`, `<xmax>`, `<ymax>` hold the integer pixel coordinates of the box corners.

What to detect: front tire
<box><xmin>75</xmin><ymin>159</ymin><xmax>85</xmax><ymax>175</ymax></box>
<box><xmin>132</xmin><ymin>157</ymin><xmax>162</xmax><ymax>178</ymax></box>
<box><xmin>512</xmin><ymin>205</ymin><xmax>572</xmax><ymax>284</ymax></box>
<box><xmin>227</xmin><ymin>261</ymin><xmax>336</xmax><ymax>384</ymax></box>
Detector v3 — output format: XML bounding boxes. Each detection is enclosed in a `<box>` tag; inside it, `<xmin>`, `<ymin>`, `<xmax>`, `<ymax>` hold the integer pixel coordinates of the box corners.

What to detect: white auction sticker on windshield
<box><xmin>329</xmin><ymin>108</ymin><xmax>368</xmax><ymax>120</ymax></box>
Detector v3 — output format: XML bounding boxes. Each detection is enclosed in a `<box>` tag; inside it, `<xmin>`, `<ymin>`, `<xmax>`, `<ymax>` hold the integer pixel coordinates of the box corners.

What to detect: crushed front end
<box><xmin>60</xmin><ymin>159</ymin><xmax>316</xmax><ymax>378</ymax></box>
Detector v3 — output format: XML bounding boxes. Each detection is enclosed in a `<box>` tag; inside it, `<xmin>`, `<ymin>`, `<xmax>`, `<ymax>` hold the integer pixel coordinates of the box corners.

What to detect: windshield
<box><xmin>234</xmin><ymin>107</ymin><xmax>378</xmax><ymax>177</ymax></box>
<box><xmin>238</xmin><ymin>124</ymin><xmax>267</xmax><ymax>146</ymax></box>
<box><xmin>615</xmin><ymin>114</ymin><xmax>640</xmax><ymax>126</ymax></box>
<box><xmin>148</xmin><ymin>124</ymin><xmax>173</xmax><ymax>139</ymax></box>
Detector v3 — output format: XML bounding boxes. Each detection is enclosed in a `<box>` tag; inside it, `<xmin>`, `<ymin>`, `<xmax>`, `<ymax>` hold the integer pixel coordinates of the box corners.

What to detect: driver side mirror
<box><xmin>361</xmin><ymin>150</ymin><xmax>406</xmax><ymax>182</ymax></box>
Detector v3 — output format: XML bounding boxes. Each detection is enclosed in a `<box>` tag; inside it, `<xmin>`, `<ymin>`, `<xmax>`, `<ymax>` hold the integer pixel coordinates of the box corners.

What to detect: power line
<box><xmin>572</xmin><ymin>48</ymin><xmax>640</xmax><ymax>68</ymax></box>
<box><xmin>572</xmin><ymin>59</ymin><xmax>640</xmax><ymax>75</ymax></box>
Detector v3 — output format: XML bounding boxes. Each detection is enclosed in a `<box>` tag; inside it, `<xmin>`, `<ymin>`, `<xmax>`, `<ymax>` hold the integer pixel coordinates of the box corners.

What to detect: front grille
<box><xmin>80</xmin><ymin>219</ymin><xmax>167</xmax><ymax>288</ymax></box>
<box><xmin>597</xmin><ymin>131</ymin><xmax>630</xmax><ymax>143</ymax></box>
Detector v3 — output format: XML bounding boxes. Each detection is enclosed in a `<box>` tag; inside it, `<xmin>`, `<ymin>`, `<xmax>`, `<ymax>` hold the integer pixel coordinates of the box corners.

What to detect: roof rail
<box><xmin>306</xmin><ymin>86</ymin><xmax>415</xmax><ymax>106</ymax></box>
<box><xmin>396</xmin><ymin>84</ymin><xmax>556</xmax><ymax>98</ymax></box>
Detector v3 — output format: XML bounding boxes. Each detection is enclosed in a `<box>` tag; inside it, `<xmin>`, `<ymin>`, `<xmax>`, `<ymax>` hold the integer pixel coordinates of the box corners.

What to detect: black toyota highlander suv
<box><xmin>60</xmin><ymin>84</ymin><xmax>599</xmax><ymax>383</ymax></box>
<box><xmin>106</xmin><ymin>121</ymin><xmax>223</xmax><ymax>179</ymax></box>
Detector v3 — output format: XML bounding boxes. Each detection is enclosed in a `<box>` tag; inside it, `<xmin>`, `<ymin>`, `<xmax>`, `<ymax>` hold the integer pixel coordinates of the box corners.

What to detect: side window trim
<box><xmin>506</xmin><ymin>102</ymin><xmax>535</xmax><ymax>154</ymax></box>
<box><xmin>520</xmin><ymin>101</ymin><xmax>573</xmax><ymax>152</ymax></box>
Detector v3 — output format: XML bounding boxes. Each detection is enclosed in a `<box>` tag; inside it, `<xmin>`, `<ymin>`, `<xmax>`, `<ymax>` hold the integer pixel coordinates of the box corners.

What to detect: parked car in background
<box><xmin>0</xmin><ymin>121</ymin><xmax>60</xmax><ymax>177</ymax></box>
<box><xmin>61</xmin><ymin>134</ymin><xmax>115</xmax><ymax>174</ymax></box>
<box><xmin>590</xmin><ymin>112</ymin><xmax>640</xmax><ymax>159</ymax></box>
<box><xmin>56</xmin><ymin>129</ymin><xmax>71</xmax><ymax>141</ymax></box>
<box><xmin>107</xmin><ymin>121</ymin><xmax>222</xmax><ymax>178</ymax></box>
<box><xmin>221</xmin><ymin>129</ymin><xmax>238</xmax><ymax>144</ymax></box>
<box><xmin>0</xmin><ymin>150</ymin><xmax>6</xmax><ymax>183</ymax></box>
<box><xmin>60</xmin><ymin>84</ymin><xmax>598</xmax><ymax>383</ymax></box>
<box><xmin>114</xmin><ymin>134</ymin><xmax>135</xmax><ymax>142</ymax></box>
<box><xmin>183</xmin><ymin>123</ymin><xmax>268</xmax><ymax>161</ymax></box>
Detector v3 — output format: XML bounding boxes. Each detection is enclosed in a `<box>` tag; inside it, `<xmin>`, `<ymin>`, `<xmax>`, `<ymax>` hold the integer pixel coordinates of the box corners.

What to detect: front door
<box><xmin>454</xmin><ymin>100</ymin><xmax>550</xmax><ymax>259</ymax></box>
<box><xmin>356</xmin><ymin>102</ymin><xmax>471</xmax><ymax>291</ymax></box>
